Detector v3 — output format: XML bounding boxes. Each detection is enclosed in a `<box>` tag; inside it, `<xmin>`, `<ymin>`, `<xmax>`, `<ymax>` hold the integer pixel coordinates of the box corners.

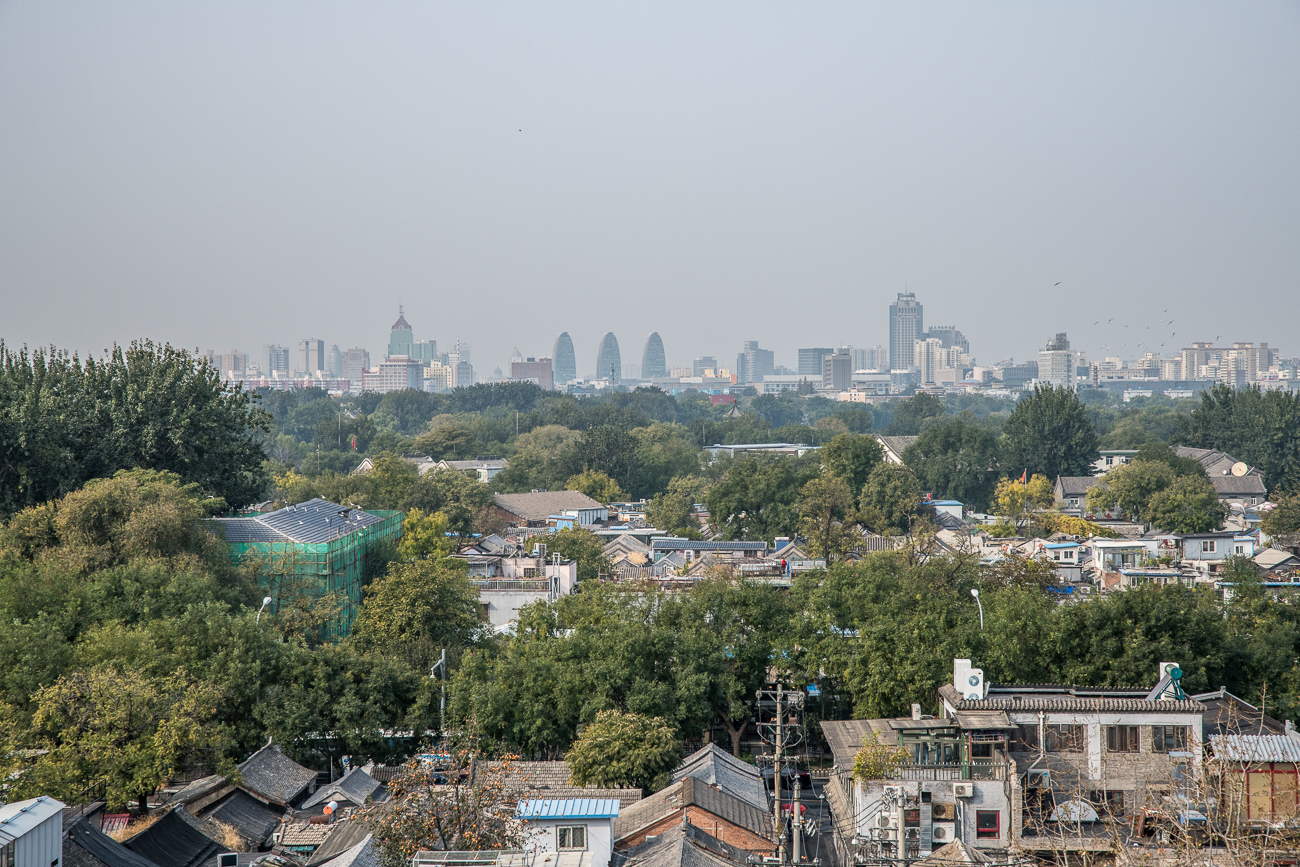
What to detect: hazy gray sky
<box><xmin>2</xmin><ymin>2</ymin><xmax>1298</xmax><ymax>377</ymax></box>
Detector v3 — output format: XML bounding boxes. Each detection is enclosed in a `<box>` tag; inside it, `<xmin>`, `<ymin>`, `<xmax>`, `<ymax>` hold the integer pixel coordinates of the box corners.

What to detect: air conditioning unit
<box><xmin>930</xmin><ymin>803</ymin><xmax>953</xmax><ymax>821</ymax></box>
<box><xmin>931</xmin><ymin>823</ymin><xmax>955</xmax><ymax>842</ymax></box>
<box><xmin>953</xmin><ymin>783</ymin><xmax>974</xmax><ymax>798</ymax></box>
<box><xmin>1027</xmin><ymin>769</ymin><xmax>1050</xmax><ymax>789</ymax></box>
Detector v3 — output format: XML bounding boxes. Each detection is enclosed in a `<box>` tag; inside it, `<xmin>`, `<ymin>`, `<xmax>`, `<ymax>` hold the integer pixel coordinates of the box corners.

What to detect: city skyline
<box><xmin>2</xmin><ymin>4</ymin><xmax>1297</xmax><ymax>370</ymax></box>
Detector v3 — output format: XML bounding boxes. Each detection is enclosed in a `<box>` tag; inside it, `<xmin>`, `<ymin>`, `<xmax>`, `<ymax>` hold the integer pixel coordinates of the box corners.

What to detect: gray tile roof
<box><xmin>1056</xmin><ymin>476</ymin><xmax>1101</xmax><ymax>497</ymax></box>
<box><xmin>123</xmin><ymin>809</ymin><xmax>220</xmax><ymax>867</ymax></box>
<box><xmin>202</xmin><ymin>790</ymin><xmax>282</xmax><ymax>848</ymax></box>
<box><xmin>618</xmin><ymin>823</ymin><xmax>751</xmax><ymax>867</ymax></box>
<box><xmin>493</xmin><ymin>491</ymin><xmax>606</xmax><ymax>523</ymax></box>
<box><xmin>502</xmin><ymin>761</ymin><xmax>643</xmax><ymax>809</ymax></box>
<box><xmin>1210</xmin><ymin>734</ymin><xmax>1300</xmax><ymax>763</ymax></box>
<box><xmin>237</xmin><ymin>742</ymin><xmax>318</xmax><ymax>806</ymax></box>
<box><xmin>672</xmin><ymin>745</ymin><xmax>768</xmax><ymax>812</ymax></box>
<box><xmin>939</xmin><ymin>683</ymin><xmax>1205</xmax><ymax>714</ymax></box>
<box><xmin>651</xmin><ymin>539</ymin><xmax>766</xmax><ymax>551</ymax></box>
<box><xmin>214</xmin><ymin>499</ymin><xmax>386</xmax><ymax>544</ymax></box>
<box><xmin>1207</xmin><ymin>474</ymin><xmax>1268</xmax><ymax>496</ymax></box>
<box><xmin>613</xmin><ymin>777</ymin><xmax>769</xmax><ymax>843</ymax></box>
<box><xmin>303</xmin><ymin>768</ymin><xmax>382</xmax><ymax>809</ymax></box>
<box><xmin>65</xmin><ymin>819</ymin><xmax>163</xmax><ymax>867</ymax></box>
<box><xmin>314</xmin><ymin>834</ymin><xmax>380</xmax><ymax>867</ymax></box>
<box><xmin>876</xmin><ymin>436</ymin><xmax>919</xmax><ymax>459</ymax></box>
<box><xmin>306</xmin><ymin>820</ymin><xmax>373</xmax><ymax>867</ymax></box>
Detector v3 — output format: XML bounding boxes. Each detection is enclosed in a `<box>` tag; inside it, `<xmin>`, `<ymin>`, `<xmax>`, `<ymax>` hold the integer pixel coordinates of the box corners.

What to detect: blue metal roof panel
<box><xmin>1044</xmin><ymin>542</ymin><xmax>1080</xmax><ymax>549</ymax></box>
<box><xmin>517</xmin><ymin>798</ymin><xmax>620</xmax><ymax>820</ymax></box>
<box><xmin>214</xmin><ymin>499</ymin><xmax>385</xmax><ymax>545</ymax></box>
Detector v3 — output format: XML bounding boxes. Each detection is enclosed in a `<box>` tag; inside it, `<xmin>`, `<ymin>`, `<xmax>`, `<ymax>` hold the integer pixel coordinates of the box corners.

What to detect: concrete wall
<box><xmin>529</xmin><ymin>817</ymin><xmax>614</xmax><ymax>867</ymax></box>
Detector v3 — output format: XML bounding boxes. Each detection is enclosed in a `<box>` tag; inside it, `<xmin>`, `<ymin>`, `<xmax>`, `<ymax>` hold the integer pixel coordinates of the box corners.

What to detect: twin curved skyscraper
<box><xmin>549</xmin><ymin>331</ymin><xmax>665</xmax><ymax>384</ymax></box>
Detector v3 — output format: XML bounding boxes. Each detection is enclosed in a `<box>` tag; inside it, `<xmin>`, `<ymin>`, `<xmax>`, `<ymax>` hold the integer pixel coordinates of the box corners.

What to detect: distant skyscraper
<box><xmin>642</xmin><ymin>333</ymin><xmax>667</xmax><ymax>379</ymax></box>
<box><xmin>596</xmin><ymin>333</ymin><xmax>622</xmax><ymax>382</ymax></box>
<box><xmin>735</xmin><ymin>341</ymin><xmax>774</xmax><ymax>384</ymax></box>
<box><xmin>327</xmin><ymin>344</ymin><xmax>344</xmax><ymax>378</ymax></box>
<box><xmin>853</xmin><ymin>345</ymin><xmax>888</xmax><ymax>371</ymax></box>
<box><xmin>889</xmin><ymin>292</ymin><xmax>924</xmax><ymax>371</ymax></box>
<box><xmin>822</xmin><ymin>348</ymin><xmax>853</xmax><ymax>391</ymax></box>
<box><xmin>388</xmin><ymin>307</ymin><xmax>413</xmax><ymax>359</ymax></box>
<box><xmin>511</xmin><ymin>357</ymin><xmax>554</xmax><ymax>391</ymax></box>
<box><xmin>264</xmin><ymin>344</ymin><xmax>290</xmax><ymax>376</ymax></box>
<box><xmin>798</xmin><ymin>348</ymin><xmax>834</xmax><ymax>377</ymax></box>
<box><xmin>344</xmin><ymin>347</ymin><xmax>370</xmax><ymax>384</ymax></box>
<box><xmin>298</xmin><ymin>338</ymin><xmax>324</xmax><ymax>375</ymax></box>
<box><xmin>693</xmin><ymin>356</ymin><xmax>718</xmax><ymax>376</ymax></box>
<box><xmin>553</xmin><ymin>332</ymin><xmax>577</xmax><ymax>384</ymax></box>
<box><xmin>1039</xmin><ymin>332</ymin><xmax>1078</xmax><ymax>390</ymax></box>
<box><xmin>924</xmin><ymin>326</ymin><xmax>969</xmax><ymax>354</ymax></box>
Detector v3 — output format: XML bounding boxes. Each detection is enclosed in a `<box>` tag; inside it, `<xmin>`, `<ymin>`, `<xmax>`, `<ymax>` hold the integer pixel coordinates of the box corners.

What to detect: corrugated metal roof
<box><xmin>1210</xmin><ymin>735</ymin><xmax>1300</xmax><ymax>763</ymax></box>
<box><xmin>213</xmin><ymin>499</ymin><xmax>385</xmax><ymax>545</ymax></box>
<box><xmin>517</xmin><ymin>798</ymin><xmax>620</xmax><ymax>819</ymax></box>
<box><xmin>0</xmin><ymin>796</ymin><xmax>65</xmax><ymax>844</ymax></box>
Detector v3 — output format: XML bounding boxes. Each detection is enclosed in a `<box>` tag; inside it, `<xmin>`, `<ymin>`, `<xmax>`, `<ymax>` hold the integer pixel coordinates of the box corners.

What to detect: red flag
<box><xmin>1020</xmin><ymin>469</ymin><xmax>1027</xmax><ymax>484</ymax></box>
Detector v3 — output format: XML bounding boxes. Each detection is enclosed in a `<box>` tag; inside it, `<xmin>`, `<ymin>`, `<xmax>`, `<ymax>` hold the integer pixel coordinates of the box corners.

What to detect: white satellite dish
<box><xmin>1231</xmin><ymin>462</ymin><xmax>1249</xmax><ymax>477</ymax></box>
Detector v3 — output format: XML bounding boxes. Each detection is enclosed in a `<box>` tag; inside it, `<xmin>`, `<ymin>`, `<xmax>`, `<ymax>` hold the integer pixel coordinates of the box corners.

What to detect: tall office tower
<box><xmin>693</xmin><ymin>356</ymin><xmax>719</xmax><ymax>376</ymax></box>
<box><xmin>298</xmin><ymin>339</ymin><xmax>325</xmax><ymax>375</ymax></box>
<box><xmin>553</xmin><ymin>332</ymin><xmax>577</xmax><ymax>384</ymax></box>
<box><xmin>264</xmin><ymin>344</ymin><xmax>290</xmax><ymax>376</ymax></box>
<box><xmin>327</xmin><ymin>345</ymin><xmax>344</xmax><ymax>378</ymax></box>
<box><xmin>735</xmin><ymin>341</ymin><xmax>775</xmax><ymax>384</ymax></box>
<box><xmin>822</xmin><ymin>348</ymin><xmax>853</xmax><ymax>391</ymax></box>
<box><xmin>411</xmin><ymin>340</ymin><xmax>438</xmax><ymax>363</ymax></box>
<box><xmin>889</xmin><ymin>292</ymin><xmax>924</xmax><ymax>371</ymax></box>
<box><xmin>596</xmin><ymin>332</ymin><xmax>622</xmax><ymax>382</ymax></box>
<box><xmin>1039</xmin><ymin>333</ymin><xmax>1078</xmax><ymax>390</ymax></box>
<box><xmin>511</xmin><ymin>357</ymin><xmax>554</xmax><ymax>391</ymax></box>
<box><xmin>344</xmin><ymin>348</ymin><xmax>370</xmax><ymax>384</ymax></box>
<box><xmin>388</xmin><ymin>307</ymin><xmax>413</xmax><ymax>359</ymax></box>
<box><xmin>924</xmin><ymin>326</ymin><xmax>970</xmax><ymax>354</ymax></box>
<box><xmin>642</xmin><ymin>333</ymin><xmax>667</xmax><ymax>379</ymax></box>
<box><xmin>798</xmin><ymin>348</ymin><xmax>834</xmax><ymax>377</ymax></box>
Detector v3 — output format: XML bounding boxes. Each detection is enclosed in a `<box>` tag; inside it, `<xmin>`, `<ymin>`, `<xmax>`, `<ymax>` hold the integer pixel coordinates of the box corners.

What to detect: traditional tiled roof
<box><xmin>651</xmin><ymin>539</ymin><xmax>766</xmax><ymax>551</ymax></box>
<box><xmin>1056</xmin><ymin>476</ymin><xmax>1101</xmax><ymax>497</ymax></box>
<box><xmin>1210</xmin><ymin>734</ymin><xmax>1300</xmax><ymax>763</ymax></box>
<box><xmin>202</xmin><ymin>790</ymin><xmax>282</xmax><ymax>847</ymax></box>
<box><xmin>876</xmin><ymin>436</ymin><xmax>919</xmax><ymax>461</ymax></box>
<box><xmin>1207</xmin><ymin>474</ymin><xmax>1268</xmax><ymax>496</ymax></box>
<box><xmin>237</xmin><ymin>742</ymin><xmax>318</xmax><ymax>806</ymax></box>
<box><xmin>493</xmin><ymin>491</ymin><xmax>606</xmax><ymax>523</ymax></box>
<box><xmin>304</xmin><ymin>769</ymin><xmax>382</xmax><ymax>809</ymax></box>
<box><xmin>64</xmin><ymin>819</ymin><xmax>162</xmax><ymax>867</ymax></box>
<box><xmin>618</xmin><ymin>823</ymin><xmax>753</xmax><ymax>867</ymax></box>
<box><xmin>613</xmin><ymin>776</ymin><xmax>769</xmax><ymax>842</ymax></box>
<box><xmin>314</xmin><ymin>834</ymin><xmax>380</xmax><ymax>867</ymax></box>
<box><xmin>939</xmin><ymin>683</ymin><xmax>1205</xmax><ymax>714</ymax></box>
<box><xmin>306</xmin><ymin>820</ymin><xmax>373</xmax><ymax>867</ymax></box>
<box><xmin>123</xmin><ymin>809</ymin><xmax>220</xmax><ymax>867</ymax></box>
<box><xmin>672</xmin><ymin>745</ymin><xmax>768</xmax><ymax>811</ymax></box>
<box><xmin>501</xmin><ymin>761</ymin><xmax>642</xmax><ymax>809</ymax></box>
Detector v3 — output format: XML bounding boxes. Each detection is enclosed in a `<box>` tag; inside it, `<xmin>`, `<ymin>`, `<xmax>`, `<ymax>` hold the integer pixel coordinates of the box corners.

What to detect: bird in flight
<box><xmin>1055</xmin><ymin>282</ymin><xmax>1061</xmax><ymax>286</ymax></box>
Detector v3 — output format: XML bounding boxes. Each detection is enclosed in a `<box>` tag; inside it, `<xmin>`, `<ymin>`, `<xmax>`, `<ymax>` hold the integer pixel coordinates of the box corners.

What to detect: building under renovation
<box><xmin>213</xmin><ymin>498</ymin><xmax>402</xmax><ymax>637</ymax></box>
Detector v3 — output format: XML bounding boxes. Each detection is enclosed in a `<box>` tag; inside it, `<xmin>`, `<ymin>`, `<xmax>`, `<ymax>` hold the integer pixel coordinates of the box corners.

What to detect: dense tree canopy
<box><xmin>1183</xmin><ymin>384</ymin><xmax>1300</xmax><ymax>493</ymax></box>
<box><xmin>902</xmin><ymin>418</ymin><xmax>1000</xmax><ymax>510</ymax></box>
<box><xmin>1000</xmin><ymin>385</ymin><xmax>1099</xmax><ymax>480</ymax></box>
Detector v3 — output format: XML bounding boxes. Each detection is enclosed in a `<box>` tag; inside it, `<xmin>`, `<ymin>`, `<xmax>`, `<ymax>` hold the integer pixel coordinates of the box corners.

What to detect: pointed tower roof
<box><xmin>391</xmin><ymin>305</ymin><xmax>412</xmax><ymax>331</ymax></box>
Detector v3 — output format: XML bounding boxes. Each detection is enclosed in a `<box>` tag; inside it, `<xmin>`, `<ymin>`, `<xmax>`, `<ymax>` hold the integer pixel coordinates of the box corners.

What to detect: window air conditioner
<box><xmin>953</xmin><ymin>783</ymin><xmax>974</xmax><ymax>798</ymax></box>
<box><xmin>930</xmin><ymin>803</ymin><xmax>952</xmax><ymax>820</ymax></box>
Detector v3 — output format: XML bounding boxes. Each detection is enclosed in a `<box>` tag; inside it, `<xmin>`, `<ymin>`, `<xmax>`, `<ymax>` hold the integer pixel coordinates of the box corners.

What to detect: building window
<box><xmin>557</xmin><ymin>826</ymin><xmax>587</xmax><ymax>850</ymax></box>
<box><xmin>1152</xmin><ymin>726</ymin><xmax>1188</xmax><ymax>753</ymax></box>
<box><xmin>0</xmin><ymin>842</ymin><xmax>13</xmax><ymax>867</ymax></box>
<box><xmin>1045</xmin><ymin>724</ymin><xmax>1084</xmax><ymax>752</ymax></box>
<box><xmin>1014</xmin><ymin>724</ymin><xmax>1040</xmax><ymax>751</ymax></box>
<box><xmin>1089</xmin><ymin>790</ymin><xmax>1126</xmax><ymax>816</ymax></box>
<box><xmin>975</xmin><ymin>811</ymin><xmax>1000</xmax><ymax>839</ymax></box>
<box><xmin>971</xmin><ymin>742</ymin><xmax>993</xmax><ymax>759</ymax></box>
<box><xmin>1106</xmin><ymin>725</ymin><xmax>1140</xmax><ymax>753</ymax></box>
<box><xmin>1203</xmin><ymin>540</ymin><xmax>1217</xmax><ymax>554</ymax></box>
<box><xmin>1069</xmin><ymin>498</ymin><xmax>1079</xmax><ymax>507</ymax></box>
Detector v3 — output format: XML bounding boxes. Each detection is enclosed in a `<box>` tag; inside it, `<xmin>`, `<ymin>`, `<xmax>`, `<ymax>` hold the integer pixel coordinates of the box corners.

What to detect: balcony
<box><xmin>471</xmin><ymin>579</ymin><xmax>551</xmax><ymax>592</ymax></box>
<box><xmin>890</xmin><ymin>761</ymin><xmax>1008</xmax><ymax>782</ymax></box>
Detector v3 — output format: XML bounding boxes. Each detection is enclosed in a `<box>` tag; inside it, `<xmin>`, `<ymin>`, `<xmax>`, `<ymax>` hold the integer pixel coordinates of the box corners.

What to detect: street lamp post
<box><xmin>970</xmin><ymin>587</ymin><xmax>984</xmax><ymax>631</ymax></box>
<box><xmin>256</xmin><ymin>596</ymin><xmax>273</xmax><ymax>624</ymax></box>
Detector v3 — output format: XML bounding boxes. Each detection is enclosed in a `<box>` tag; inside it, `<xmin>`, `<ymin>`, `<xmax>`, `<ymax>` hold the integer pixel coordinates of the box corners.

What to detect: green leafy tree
<box><xmin>902</xmin><ymin>418</ymin><xmax>1000</xmax><ymax>510</ymax></box>
<box><xmin>820</xmin><ymin>433</ymin><xmax>884</xmax><ymax>493</ymax></box>
<box><xmin>1087</xmin><ymin>461</ymin><xmax>1176</xmax><ymax>521</ymax></box>
<box><xmin>1000</xmin><ymin>385</ymin><xmax>1099</xmax><ymax>480</ymax></box>
<box><xmin>886</xmin><ymin>393</ymin><xmax>946</xmax><ymax>435</ymax></box>
<box><xmin>16</xmin><ymin>667</ymin><xmax>232</xmax><ymax>811</ymax></box>
<box><xmin>1183</xmin><ymin>384</ymin><xmax>1300</xmax><ymax>493</ymax></box>
<box><xmin>645</xmin><ymin>476</ymin><xmax>706</xmax><ymax>537</ymax></box>
<box><xmin>398</xmin><ymin>509</ymin><xmax>456</xmax><ymax>560</ymax></box>
<box><xmin>565</xmin><ymin>468</ymin><xmax>627</xmax><ymax>503</ymax></box>
<box><xmin>541</xmin><ymin>526</ymin><xmax>610</xmax><ymax>582</ymax></box>
<box><xmin>706</xmin><ymin>454</ymin><xmax>816</xmax><ymax>542</ymax></box>
<box><xmin>412</xmin><ymin>419</ymin><xmax>475</xmax><ymax>460</ymax></box>
<box><xmin>565</xmin><ymin>710</ymin><xmax>680</xmax><ymax>792</ymax></box>
<box><xmin>858</xmin><ymin>464</ymin><xmax>923</xmax><ymax>535</ymax></box>
<box><xmin>0</xmin><ymin>341</ymin><xmax>271</xmax><ymax>518</ymax></box>
<box><xmin>797</xmin><ymin>475</ymin><xmax>856</xmax><ymax>561</ymax></box>
<box><xmin>1262</xmin><ymin>495</ymin><xmax>1300</xmax><ymax>539</ymax></box>
<box><xmin>351</xmin><ymin>557</ymin><xmax>482</xmax><ymax>671</ymax></box>
<box><xmin>1130</xmin><ymin>441</ymin><xmax>1207</xmax><ymax>478</ymax></box>
<box><xmin>1147</xmin><ymin>474</ymin><xmax>1225</xmax><ymax>533</ymax></box>
<box><xmin>401</xmin><ymin>469</ymin><xmax>492</xmax><ymax>538</ymax></box>
<box><xmin>991</xmin><ymin>474</ymin><xmax>1055</xmax><ymax>532</ymax></box>
<box><xmin>364</xmin><ymin>455</ymin><xmax>421</xmax><ymax>510</ymax></box>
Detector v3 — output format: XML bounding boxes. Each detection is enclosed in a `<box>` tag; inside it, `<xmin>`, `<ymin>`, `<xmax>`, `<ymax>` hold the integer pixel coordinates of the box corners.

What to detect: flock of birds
<box><xmin>1052</xmin><ymin>282</ymin><xmax>1202</xmax><ymax>359</ymax></box>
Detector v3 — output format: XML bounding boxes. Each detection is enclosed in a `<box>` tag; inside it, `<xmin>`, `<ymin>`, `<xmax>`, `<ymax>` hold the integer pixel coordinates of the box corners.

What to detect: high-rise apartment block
<box><xmin>798</xmin><ymin>348</ymin><xmax>834</xmax><ymax>377</ymax></box>
<box><xmin>298</xmin><ymin>338</ymin><xmax>325</xmax><ymax>375</ymax></box>
<box><xmin>511</xmin><ymin>357</ymin><xmax>554</xmax><ymax>391</ymax></box>
<box><xmin>853</xmin><ymin>345</ymin><xmax>888</xmax><ymax>371</ymax></box>
<box><xmin>1039</xmin><ymin>333</ymin><xmax>1079</xmax><ymax>390</ymax></box>
<box><xmin>343</xmin><ymin>348</ymin><xmax>370</xmax><ymax>384</ymax></box>
<box><xmin>693</xmin><ymin>356</ymin><xmax>718</xmax><ymax>376</ymax></box>
<box><xmin>889</xmin><ymin>292</ymin><xmax>924</xmax><ymax>371</ymax></box>
<box><xmin>924</xmin><ymin>326</ymin><xmax>970</xmax><ymax>354</ymax></box>
<box><xmin>821</xmin><ymin>348</ymin><xmax>852</xmax><ymax>391</ymax></box>
<box><xmin>736</xmin><ymin>341</ymin><xmax>775</xmax><ymax>384</ymax></box>
<box><xmin>264</xmin><ymin>344</ymin><xmax>290</xmax><ymax>376</ymax></box>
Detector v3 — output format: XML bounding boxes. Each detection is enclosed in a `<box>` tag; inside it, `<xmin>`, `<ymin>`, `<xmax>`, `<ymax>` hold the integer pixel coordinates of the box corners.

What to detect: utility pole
<box><xmin>430</xmin><ymin>648</ymin><xmax>447</xmax><ymax>742</ymax></box>
<box><xmin>757</xmin><ymin>684</ymin><xmax>806</xmax><ymax>865</ymax></box>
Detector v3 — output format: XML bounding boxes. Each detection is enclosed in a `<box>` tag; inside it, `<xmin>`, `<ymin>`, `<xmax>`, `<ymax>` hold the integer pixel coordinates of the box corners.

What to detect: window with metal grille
<box><xmin>1046</xmin><ymin>724</ymin><xmax>1084</xmax><ymax>752</ymax></box>
<box><xmin>1152</xmin><ymin>726</ymin><xmax>1187</xmax><ymax>752</ymax></box>
<box><xmin>557</xmin><ymin>826</ymin><xmax>587</xmax><ymax>850</ymax></box>
<box><xmin>1106</xmin><ymin>725</ymin><xmax>1140</xmax><ymax>752</ymax></box>
<box><xmin>1014</xmin><ymin>724</ymin><xmax>1040</xmax><ymax>751</ymax></box>
<box><xmin>976</xmin><ymin>811</ymin><xmax>1000</xmax><ymax>839</ymax></box>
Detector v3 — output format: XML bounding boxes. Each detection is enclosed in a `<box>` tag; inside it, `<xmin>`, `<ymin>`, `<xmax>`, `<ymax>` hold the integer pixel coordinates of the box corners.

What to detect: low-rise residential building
<box><xmin>452</xmin><ymin>549</ymin><xmax>578</xmax><ymax>627</ymax></box>
<box><xmin>519</xmin><ymin>798</ymin><xmax>620</xmax><ymax>867</ymax></box>
<box><xmin>1174</xmin><ymin>447</ymin><xmax>1270</xmax><ymax>508</ymax></box>
<box><xmin>612</xmin><ymin>777</ymin><xmax>773</xmax><ymax>854</ymax></box>
<box><xmin>492</xmin><ymin>491</ymin><xmax>609</xmax><ymax>529</ymax></box>
<box><xmin>438</xmin><ymin>458</ymin><xmax>509</xmax><ymax>482</ymax></box>
<box><xmin>1092</xmin><ymin>449</ymin><xmax>1139</xmax><ymax>474</ymax></box>
<box><xmin>875</xmin><ymin>436</ymin><xmax>918</xmax><ymax>465</ymax></box>
<box><xmin>1054</xmin><ymin>476</ymin><xmax>1101</xmax><ymax>516</ymax></box>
